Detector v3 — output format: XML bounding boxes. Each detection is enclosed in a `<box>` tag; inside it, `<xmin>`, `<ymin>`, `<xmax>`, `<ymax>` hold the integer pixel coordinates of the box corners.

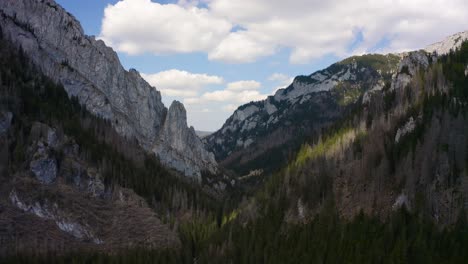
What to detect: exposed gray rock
<box><xmin>86</xmin><ymin>168</ymin><xmax>105</xmax><ymax>198</ymax></box>
<box><xmin>30</xmin><ymin>156</ymin><xmax>57</xmax><ymax>185</ymax></box>
<box><xmin>205</xmin><ymin>53</ymin><xmax>401</xmax><ymax>169</ymax></box>
<box><xmin>425</xmin><ymin>31</ymin><xmax>468</xmax><ymax>55</ymax></box>
<box><xmin>0</xmin><ymin>0</ymin><xmax>217</xmax><ymax>178</ymax></box>
<box><xmin>154</xmin><ymin>101</ymin><xmax>217</xmax><ymax>181</ymax></box>
<box><xmin>233</xmin><ymin>105</ymin><xmax>259</xmax><ymax>122</ymax></box>
<box><xmin>9</xmin><ymin>190</ymin><xmax>103</xmax><ymax>244</ymax></box>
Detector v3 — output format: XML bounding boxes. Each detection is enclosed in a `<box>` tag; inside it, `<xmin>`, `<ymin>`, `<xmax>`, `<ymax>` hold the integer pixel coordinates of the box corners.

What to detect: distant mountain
<box><xmin>206</xmin><ymin>31</ymin><xmax>468</xmax><ymax>177</ymax></box>
<box><xmin>199</xmin><ymin>38</ymin><xmax>468</xmax><ymax>262</ymax></box>
<box><xmin>196</xmin><ymin>130</ymin><xmax>213</xmax><ymax>138</ymax></box>
<box><xmin>0</xmin><ymin>0</ymin><xmax>217</xmax><ymax>180</ymax></box>
<box><xmin>205</xmin><ymin>53</ymin><xmax>401</xmax><ymax>175</ymax></box>
<box><xmin>425</xmin><ymin>31</ymin><xmax>468</xmax><ymax>55</ymax></box>
<box><xmin>1</xmin><ymin>0</ymin><xmax>468</xmax><ymax>261</ymax></box>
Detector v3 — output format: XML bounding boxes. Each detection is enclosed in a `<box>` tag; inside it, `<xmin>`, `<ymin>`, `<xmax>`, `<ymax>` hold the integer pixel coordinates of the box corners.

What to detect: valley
<box><xmin>0</xmin><ymin>0</ymin><xmax>467</xmax><ymax>263</ymax></box>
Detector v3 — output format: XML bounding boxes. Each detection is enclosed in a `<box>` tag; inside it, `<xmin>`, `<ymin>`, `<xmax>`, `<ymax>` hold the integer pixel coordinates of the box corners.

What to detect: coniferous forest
<box><xmin>1</xmin><ymin>11</ymin><xmax>468</xmax><ymax>264</ymax></box>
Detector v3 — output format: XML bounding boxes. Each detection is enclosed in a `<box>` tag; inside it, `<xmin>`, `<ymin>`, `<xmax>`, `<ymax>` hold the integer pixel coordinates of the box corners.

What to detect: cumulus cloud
<box><xmin>100</xmin><ymin>0</ymin><xmax>231</xmax><ymax>55</ymax></box>
<box><xmin>140</xmin><ymin>68</ymin><xmax>268</xmax><ymax>129</ymax></box>
<box><xmin>176</xmin><ymin>79</ymin><xmax>269</xmax><ymax>130</ymax></box>
<box><xmin>192</xmin><ymin>89</ymin><xmax>267</xmax><ymax>104</ymax></box>
<box><xmin>222</xmin><ymin>104</ymin><xmax>238</xmax><ymax>112</ymax></box>
<box><xmin>183</xmin><ymin>79</ymin><xmax>266</xmax><ymax>106</ymax></box>
<box><xmin>141</xmin><ymin>70</ymin><xmax>223</xmax><ymax>97</ymax></box>
<box><xmin>208</xmin><ymin>31</ymin><xmax>276</xmax><ymax>63</ymax></box>
<box><xmin>101</xmin><ymin>0</ymin><xmax>468</xmax><ymax>64</ymax></box>
<box><xmin>227</xmin><ymin>80</ymin><xmax>261</xmax><ymax>91</ymax></box>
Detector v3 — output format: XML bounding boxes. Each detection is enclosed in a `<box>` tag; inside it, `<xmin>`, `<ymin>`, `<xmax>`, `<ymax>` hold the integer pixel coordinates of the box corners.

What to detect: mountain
<box><xmin>206</xmin><ymin>31</ymin><xmax>468</xmax><ymax>177</ymax></box>
<box><xmin>195</xmin><ymin>130</ymin><xmax>213</xmax><ymax>138</ymax></box>
<box><xmin>0</xmin><ymin>37</ymin><xmax>183</xmax><ymax>253</ymax></box>
<box><xmin>0</xmin><ymin>0</ymin><xmax>217</xmax><ymax>180</ymax></box>
<box><xmin>205</xmin><ymin>53</ymin><xmax>401</xmax><ymax>175</ymax></box>
<box><xmin>1</xmin><ymin>0</ymin><xmax>467</xmax><ymax>261</ymax></box>
<box><xmin>194</xmin><ymin>33</ymin><xmax>468</xmax><ymax>263</ymax></box>
<box><xmin>425</xmin><ymin>31</ymin><xmax>468</xmax><ymax>55</ymax></box>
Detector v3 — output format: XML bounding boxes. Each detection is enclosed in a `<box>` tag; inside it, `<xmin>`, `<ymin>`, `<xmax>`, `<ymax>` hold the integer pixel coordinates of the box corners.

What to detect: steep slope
<box><xmin>0</xmin><ymin>39</ymin><xmax>183</xmax><ymax>254</ymax></box>
<box><xmin>0</xmin><ymin>0</ymin><xmax>217</xmax><ymax>179</ymax></box>
<box><xmin>205</xmin><ymin>53</ymin><xmax>401</xmax><ymax>175</ymax></box>
<box><xmin>425</xmin><ymin>31</ymin><xmax>468</xmax><ymax>55</ymax></box>
<box><xmin>190</xmin><ymin>38</ymin><xmax>468</xmax><ymax>264</ymax></box>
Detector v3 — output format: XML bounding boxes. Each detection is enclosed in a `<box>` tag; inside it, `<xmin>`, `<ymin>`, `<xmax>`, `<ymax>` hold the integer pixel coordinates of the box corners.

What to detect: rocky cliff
<box><xmin>425</xmin><ymin>31</ymin><xmax>468</xmax><ymax>55</ymax></box>
<box><xmin>206</xmin><ymin>31</ymin><xmax>468</xmax><ymax>176</ymax></box>
<box><xmin>154</xmin><ymin>101</ymin><xmax>217</xmax><ymax>180</ymax></box>
<box><xmin>0</xmin><ymin>0</ymin><xmax>217</xmax><ymax>179</ymax></box>
<box><xmin>205</xmin><ymin>53</ymin><xmax>401</xmax><ymax>174</ymax></box>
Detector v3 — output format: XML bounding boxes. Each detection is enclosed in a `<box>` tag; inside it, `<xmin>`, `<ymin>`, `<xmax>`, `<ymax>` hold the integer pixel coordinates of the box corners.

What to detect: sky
<box><xmin>55</xmin><ymin>0</ymin><xmax>468</xmax><ymax>131</ymax></box>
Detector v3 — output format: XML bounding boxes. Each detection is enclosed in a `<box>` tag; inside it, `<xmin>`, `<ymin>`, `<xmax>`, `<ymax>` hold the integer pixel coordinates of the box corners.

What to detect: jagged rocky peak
<box><xmin>425</xmin><ymin>30</ymin><xmax>468</xmax><ymax>55</ymax></box>
<box><xmin>0</xmin><ymin>0</ymin><xmax>217</xmax><ymax>178</ymax></box>
<box><xmin>155</xmin><ymin>101</ymin><xmax>218</xmax><ymax>181</ymax></box>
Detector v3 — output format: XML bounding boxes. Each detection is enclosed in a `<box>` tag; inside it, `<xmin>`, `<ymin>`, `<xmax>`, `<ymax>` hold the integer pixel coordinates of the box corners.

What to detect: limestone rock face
<box><xmin>205</xmin><ymin>54</ymin><xmax>401</xmax><ymax>173</ymax></box>
<box><xmin>425</xmin><ymin>31</ymin><xmax>468</xmax><ymax>55</ymax></box>
<box><xmin>154</xmin><ymin>101</ymin><xmax>217</xmax><ymax>180</ymax></box>
<box><xmin>0</xmin><ymin>0</ymin><xmax>217</xmax><ymax>178</ymax></box>
<box><xmin>29</xmin><ymin>122</ymin><xmax>59</xmax><ymax>185</ymax></box>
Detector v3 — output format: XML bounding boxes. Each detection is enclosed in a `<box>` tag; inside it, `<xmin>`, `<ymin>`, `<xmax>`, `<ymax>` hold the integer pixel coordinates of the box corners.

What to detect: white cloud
<box><xmin>182</xmin><ymin>84</ymin><xmax>269</xmax><ymax>130</ymax></box>
<box><xmin>101</xmin><ymin>0</ymin><xmax>468</xmax><ymax>64</ymax></box>
<box><xmin>100</xmin><ymin>0</ymin><xmax>231</xmax><ymax>55</ymax></box>
<box><xmin>227</xmin><ymin>80</ymin><xmax>261</xmax><ymax>91</ymax></box>
<box><xmin>268</xmin><ymin>73</ymin><xmax>289</xmax><ymax>82</ymax></box>
<box><xmin>141</xmin><ymin>69</ymin><xmax>223</xmax><ymax>97</ymax></box>
<box><xmin>222</xmin><ymin>104</ymin><xmax>238</xmax><ymax>112</ymax></box>
<box><xmin>183</xmin><ymin>79</ymin><xmax>265</xmax><ymax>106</ymax></box>
<box><xmin>193</xmin><ymin>89</ymin><xmax>267</xmax><ymax>104</ymax></box>
<box><xmin>208</xmin><ymin>31</ymin><xmax>276</xmax><ymax>63</ymax></box>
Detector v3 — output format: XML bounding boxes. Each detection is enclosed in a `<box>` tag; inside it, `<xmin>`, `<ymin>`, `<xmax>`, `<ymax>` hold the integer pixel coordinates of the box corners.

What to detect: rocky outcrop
<box><xmin>9</xmin><ymin>190</ymin><xmax>103</xmax><ymax>244</ymax></box>
<box><xmin>1</xmin><ymin>121</ymin><xmax>180</xmax><ymax>252</ymax></box>
<box><xmin>0</xmin><ymin>0</ymin><xmax>217</xmax><ymax>178</ymax></box>
<box><xmin>154</xmin><ymin>101</ymin><xmax>217</xmax><ymax>180</ymax></box>
<box><xmin>425</xmin><ymin>31</ymin><xmax>468</xmax><ymax>55</ymax></box>
<box><xmin>205</xmin><ymin>54</ymin><xmax>401</xmax><ymax>174</ymax></box>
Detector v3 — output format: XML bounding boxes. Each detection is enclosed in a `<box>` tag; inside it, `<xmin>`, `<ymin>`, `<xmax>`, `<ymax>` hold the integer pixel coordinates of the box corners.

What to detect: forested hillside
<box><xmin>0</xmin><ymin>29</ymin><xmax>233</xmax><ymax>261</ymax></box>
<box><xmin>1</xmin><ymin>7</ymin><xmax>468</xmax><ymax>261</ymax></box>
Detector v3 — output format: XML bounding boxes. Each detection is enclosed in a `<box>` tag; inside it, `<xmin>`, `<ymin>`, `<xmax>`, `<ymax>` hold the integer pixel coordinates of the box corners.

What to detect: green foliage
<box><xmin>339</xmin><ymin>53</ymin><xmax>400</xmax><ymax>75</ymax></box>
<box><xmin>195</xmin><ymin>206</ymin><xmax>468</xmax><ymax>264</ymax></box>
<box><xmin>0</xmin><ymin>33</ymin><xmax>219</xmax><ymax>220</ymax></box>
<box><xmin>441</xmin><ymin>41</ymin><xmax>468</xmax><ymax>102</ymax></box>
<box><xmin>2</xmin><ymin>27</ymin><xmax>468</xmax><ymax>263</ymax></box>
<box><xmin>295</xmin><ymin>126</ymin><xmax>355</xmax><ymax>166</ymax></box>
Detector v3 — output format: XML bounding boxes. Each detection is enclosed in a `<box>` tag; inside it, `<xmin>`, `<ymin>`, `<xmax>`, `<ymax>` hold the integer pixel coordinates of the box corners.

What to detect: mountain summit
<box><xmin>0</xmin><ymin>0</ymin><xmax>217</xmax><ymax>179</ymax></box>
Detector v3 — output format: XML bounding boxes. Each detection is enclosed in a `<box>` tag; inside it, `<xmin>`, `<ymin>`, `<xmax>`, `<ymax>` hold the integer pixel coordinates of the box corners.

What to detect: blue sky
<box><xmin>55</xmin><ymin>0</ymin><xmax>467</xmax><ymax>131</ymax></box>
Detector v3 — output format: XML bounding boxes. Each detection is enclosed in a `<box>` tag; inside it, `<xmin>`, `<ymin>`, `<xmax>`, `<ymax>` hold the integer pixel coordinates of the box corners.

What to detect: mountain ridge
<box><xmin>205</xmin><ymin>30</ymin><xmax>468</xmax><ymax>176</ymax></box>
<box><xmin>0</xmin><ymin>0</ymin><xmax>217</xmax><ymax>180</ymax></box>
